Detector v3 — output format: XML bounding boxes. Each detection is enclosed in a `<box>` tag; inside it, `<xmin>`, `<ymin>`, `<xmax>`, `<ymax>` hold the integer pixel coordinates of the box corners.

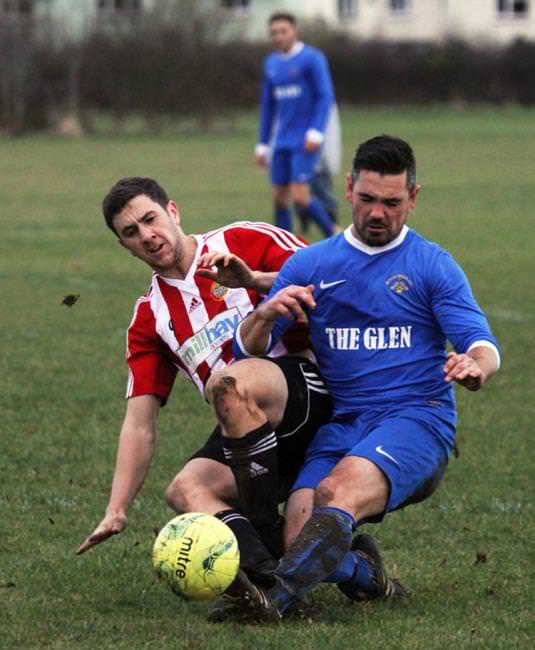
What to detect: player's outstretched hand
<box><xmin>257</xmin><ymin>284</ymin><xmax>316</xmax><ymax>323</ymax></box>
<box><xmin>196</xmin><ymin>252</ymin><xmax>255</xmax><ymax>289</ymax></box>
<box><xmin>443</xmin><ymin>351</ymin><xmax>484</xmax><ymax>391</ymax></box>
<box><xmin>304</xmin><ymin>136</ymin><xmax>321</xmax><ymax>153</ymax></box>
<box><xmin>255</xmin><ymin>151</ymin><xmax>268</xmax><ymax>167</ymax></box>
<box><xmin>77</xmin><ymin>512</ymin><xmax>127</xmax><ymax>555</ymax></box>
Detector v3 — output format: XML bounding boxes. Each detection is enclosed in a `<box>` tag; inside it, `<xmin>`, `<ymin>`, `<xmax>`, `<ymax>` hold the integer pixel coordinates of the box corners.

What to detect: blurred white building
<box><xmin>1</xmin><ymin>1</ymin><xmax>534</xmax><ymax>44</ymax></box>
<box><xmin>223</xmin><ymin>0</ymin><xmax>535</xmax><ymax>45</ymax></box>
<box><xmin>330</xmin><ymin>0</ymin><xmax>535</xmax><ymax>45</ymax></box>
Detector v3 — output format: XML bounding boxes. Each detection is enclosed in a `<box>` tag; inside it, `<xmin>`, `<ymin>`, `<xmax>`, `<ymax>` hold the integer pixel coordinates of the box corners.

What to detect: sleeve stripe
<box><xmin>238</xmin><ymin>221</ymin><xmax>307</xmax><ymax>252</ymax></box>
<box><xmin>203</xmin><ymin>220</ymin><xmax>306</xmax><ymax>253</ymax></box>
<box><xmin>126</xmin><ymin>368</ymin><xmax>134</xmax><ymax>398</ymax></box>
<box><xmin>243</xmin><ymin>221</ymin><xmax>307</xmax><ymax>249</ymax></box>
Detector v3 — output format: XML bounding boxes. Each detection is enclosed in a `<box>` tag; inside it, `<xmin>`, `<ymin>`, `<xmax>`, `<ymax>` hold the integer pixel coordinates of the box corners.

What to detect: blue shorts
<box><xmin>271</xmin><ymin>148</ymin><xmax>322</xmax><ymax>186</ymax></box>
<box><xmin>292</xmin><ymin>404</ymin><xmax>456</xmax><ymax>516</ymax></box>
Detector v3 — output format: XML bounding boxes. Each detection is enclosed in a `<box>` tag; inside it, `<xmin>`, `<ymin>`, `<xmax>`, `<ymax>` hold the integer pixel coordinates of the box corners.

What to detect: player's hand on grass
<box><xmin>77</xmin><ymin>511</ymin><xmax>128</xmax><ymax>555</ymax></box>
<box><xmin>257</xmin><ymin>284</ymin><xmax>316</xmax><ymax>322</ymax></box>
<box><xmin>196</xmin><ymin>252</ymin><xmax>256</xmax><ymax>289</ymax></box>
<box><xmin>443</xmin><ymin>351</ymin><xmax>485</xmax><ymax>391</ymax></box>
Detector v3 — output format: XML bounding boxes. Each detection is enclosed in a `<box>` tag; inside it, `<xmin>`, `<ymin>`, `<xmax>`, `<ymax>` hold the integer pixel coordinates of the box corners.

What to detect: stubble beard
<box><xmin>151</xmin><ymin>242</ymin><xmax>183</xmax><ymax>276</ymax></box>
<box><xmin>353</xmin><ymin>218</ymin><xmax>394</xmax><ymax>247</ymax></box>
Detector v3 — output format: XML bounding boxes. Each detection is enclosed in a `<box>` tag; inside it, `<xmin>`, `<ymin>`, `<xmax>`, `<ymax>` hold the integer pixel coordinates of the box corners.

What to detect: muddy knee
<box><xmin>206</xmin><ymin>371</ymin><xmax>264</xmax><ymax>433</ymax></box>
<box><xmin>314</xmin><ymin>475</ymin><xmax>339</xmax><ymax>507</ymax></box>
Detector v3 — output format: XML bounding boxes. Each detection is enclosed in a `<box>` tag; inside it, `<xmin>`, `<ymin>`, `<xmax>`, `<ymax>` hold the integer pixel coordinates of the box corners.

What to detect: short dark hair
<box><xmin>352</xmin><ymin>135</ymin><xmax>417</xmax><ymax>192</ymax></box>
<box><xmin>102</xmin><ymin>176</ymin><xmax>169</xmax><ymax>234</ymax></box>
<box><xmin>269</xmin><ymin>11</ymin><xmax>297</xmax><ymax>26</ymax></box>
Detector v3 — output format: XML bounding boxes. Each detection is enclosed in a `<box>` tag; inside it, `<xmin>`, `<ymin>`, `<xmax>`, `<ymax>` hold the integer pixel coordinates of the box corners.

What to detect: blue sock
<box><xmin>275</xmin><ymin>207</ymin><xmax>292</xmax><ymax>231</ymax></box>
<box><xmin>324</xmin><ymin>549</ymin><xmax>358</xmax><ymax>583</ymax></box>
<box><xmin>269</xmin><ymin>506</ymin><xmax>355</xmax><ymax>613</ymax></box>
<box><xmin>324</xmin><ymin>549</ymin><xmax>376</xmax><ymax>591</ymax></box>
<box><xmin>303</xmin><ymin>198</ymin><xmax>334</xmax><ymax>237</ymax></box>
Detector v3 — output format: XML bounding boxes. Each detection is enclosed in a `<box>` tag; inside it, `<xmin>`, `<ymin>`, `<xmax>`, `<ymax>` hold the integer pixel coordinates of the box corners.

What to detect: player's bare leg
<box><xmin>314</xmin><ymin>456</ymin><xmax>389</xmax><ymax>521</ymax></box>
<box><xmin>166</xmin><ymin>458</ymin><xmax>238</xmax><ymax>515</ymax></box>
<box><xmin>283</xmin><ymin>487</ymin><xmax>314</xmax><ymax>549</ymax></box>
<box><xmin>206</xmin><ymin>358</ymin><xmax>288</xmax><ymax>434</ymax></box>
<box><xmin>205</xmin><ymin>358</ymin><xmax>288</xmax><ymax>557</ymax></box>
<box><xmin>290</xmin><ymin>182</ymin><xmax>311</xmax><ymax>209</ymax></box>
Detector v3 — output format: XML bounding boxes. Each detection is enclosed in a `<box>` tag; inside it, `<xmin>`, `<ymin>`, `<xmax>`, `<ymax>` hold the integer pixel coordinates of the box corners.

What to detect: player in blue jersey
<box><xmin>231</xmin><ymin>134</ymin><xmax>501</xmax><ymax>622</ymax></box>
<box><xmin>255</xmin><ymin>12</ymin><xmax>336</xmax><ymax>237</ymax></box>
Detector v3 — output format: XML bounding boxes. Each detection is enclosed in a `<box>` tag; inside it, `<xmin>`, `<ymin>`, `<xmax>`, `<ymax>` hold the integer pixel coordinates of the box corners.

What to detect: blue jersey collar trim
<box><xmin>343</xmin><ymin>225</ymin><xmax>410</xmax><ymax>255</ymax></box>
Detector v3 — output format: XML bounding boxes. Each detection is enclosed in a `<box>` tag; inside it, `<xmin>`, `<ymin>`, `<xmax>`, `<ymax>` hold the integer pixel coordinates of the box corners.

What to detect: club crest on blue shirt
<box><xmin>386</xmin><ymin>274</ymin><xmax>412</xmax><ymax>294</ymax></box>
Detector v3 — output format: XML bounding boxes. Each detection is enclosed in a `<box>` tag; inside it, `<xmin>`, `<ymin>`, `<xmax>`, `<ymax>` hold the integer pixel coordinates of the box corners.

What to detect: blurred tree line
<box><xmin>1</xmin><ymin>2</ymin><xmax>535</xmax><ymax>135</ymax></box>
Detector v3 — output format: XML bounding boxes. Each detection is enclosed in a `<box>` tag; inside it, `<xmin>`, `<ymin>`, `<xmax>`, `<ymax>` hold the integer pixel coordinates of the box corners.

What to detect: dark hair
<box><xmin>102</xmin><ymin>176</ymin><xmax>169</xmax><ymax>234</ymax></box>
<box><xmin>268</xmin><ymin>11</ymin><xmax>297</xmax><ymax>26</ymax></box>
<box><xmin>352</xmin><ymin>135</ymin><xmax>417</xmax><ymax>192</ymax></box>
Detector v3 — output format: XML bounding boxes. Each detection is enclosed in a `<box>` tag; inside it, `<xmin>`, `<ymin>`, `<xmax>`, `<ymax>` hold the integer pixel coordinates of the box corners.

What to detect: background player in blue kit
<box><xmin>255</xmin><ymin>12</ymin><xmax>336</xmax><ymax>237</ymax></box>
<box><xmin>302</xmin><ymin>103</ymin><xmax>342</xmax><ymax>234</ymax></box>
<box><xmin>234</xmin><ymin>134</ymin><xmax>501</xmax><ymax>622</ymax></box>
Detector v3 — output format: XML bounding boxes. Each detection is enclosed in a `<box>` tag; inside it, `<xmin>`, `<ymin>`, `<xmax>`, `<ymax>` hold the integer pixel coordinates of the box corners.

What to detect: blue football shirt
<box><xmin>236</xmin><ymin>226</ymin><xmax>499</xmax><ymax>418</ymax></box>
<box><xmin>258</xmin><ymin>43</ymin><xmax>335</xmax><ymax>151</ymax></box>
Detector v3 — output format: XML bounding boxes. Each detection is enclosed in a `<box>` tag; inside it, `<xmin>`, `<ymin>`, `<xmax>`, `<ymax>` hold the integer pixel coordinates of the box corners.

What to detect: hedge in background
<box><xmin>1</xmin><ymin>19</ymin><xmax>535</xmax><ymax>134</ymax></box>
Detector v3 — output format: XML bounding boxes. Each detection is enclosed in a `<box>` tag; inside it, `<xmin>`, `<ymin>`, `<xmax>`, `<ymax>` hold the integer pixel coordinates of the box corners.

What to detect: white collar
<box><xmin>153</xmin><ymin>234</ymin><xmax>202</xmax><ymax>290</ymax></box>
<box><xmin>279</xmin><ymin>41</ymin><xmax>304</xmax><ymax>60</ymax></box>
<box><xmin>343</xmin><ymin>225</ymin><xmax>409</xmax><ymax>255</ymax></box>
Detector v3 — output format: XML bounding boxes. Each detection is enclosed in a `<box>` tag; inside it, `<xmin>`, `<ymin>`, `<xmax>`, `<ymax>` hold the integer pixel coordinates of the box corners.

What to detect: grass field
<box><xmin>1</xmin><ymin>107</ymin><xmax>534</xmax><ymax>649</ymax></box>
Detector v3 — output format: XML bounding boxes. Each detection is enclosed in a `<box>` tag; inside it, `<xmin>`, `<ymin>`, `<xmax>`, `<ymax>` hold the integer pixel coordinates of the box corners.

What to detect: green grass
<box><xmin>1</xmin><ymin>107</ymin><xmax>534</xmax><ymax>649</ymax></box>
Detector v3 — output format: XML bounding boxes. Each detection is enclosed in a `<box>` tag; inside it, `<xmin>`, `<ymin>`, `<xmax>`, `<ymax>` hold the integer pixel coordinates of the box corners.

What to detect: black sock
<box><xmin>222</xmin><ymin>421</ymin><xmax>279</xmax><ymax>529</ymax></box>
<box><xmin>257</xmin><ymin>514</ymin><xmax>285</xmax><ymax>560</ymax></box>
<box><xmin>215</xmin><ymin>509</ymin><xmax>277</xmax><ymax>585</ymax></box>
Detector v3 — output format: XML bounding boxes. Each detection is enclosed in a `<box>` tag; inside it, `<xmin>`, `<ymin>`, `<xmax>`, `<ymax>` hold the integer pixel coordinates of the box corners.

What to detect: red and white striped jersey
<box><xmin>125</xmin><ymin>221</ymin><xmax>308</xmax><ymax>403</ymax></box>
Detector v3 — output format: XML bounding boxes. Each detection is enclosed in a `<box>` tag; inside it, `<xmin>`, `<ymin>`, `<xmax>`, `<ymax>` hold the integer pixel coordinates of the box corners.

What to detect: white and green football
<box><xmin>152</xmin><ymin>512</ymin><xmax>240</xmax><ymax>601</ymax></box>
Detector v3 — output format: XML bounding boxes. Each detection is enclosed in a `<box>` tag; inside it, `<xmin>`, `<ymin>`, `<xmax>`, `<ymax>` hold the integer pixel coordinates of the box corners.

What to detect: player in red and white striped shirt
<box><xmin>125</xmin><ymin>218</ymin><xmax>309</xmax><ymax>400</ymax></box>
<box><xmin>78</xmin><ymin>178</ymin><xmax>332</xmax><ymax>595</ymax></box>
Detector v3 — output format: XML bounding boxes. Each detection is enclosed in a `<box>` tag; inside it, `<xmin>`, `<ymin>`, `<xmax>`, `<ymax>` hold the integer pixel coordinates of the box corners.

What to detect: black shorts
<box><xmin>189</xmin><ymin>356</ymin><xmax>333</xmax><ymax>501</ymax></box>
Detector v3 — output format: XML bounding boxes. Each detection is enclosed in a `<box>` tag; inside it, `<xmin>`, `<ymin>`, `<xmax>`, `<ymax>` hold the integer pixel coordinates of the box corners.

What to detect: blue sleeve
<box><xmin>232</xmin><ymin>250</ymin><xmax>309</xmax><ymax>359</ymax></box>
<box><xmin>307</xmin><ymin>50</ymin><xmax>335</xmax><ymax>134</ymax></box>
<box><xmin>258</xmin><ymin>60</ymin><xmax>275</xmax><ymax>145</ymax></box>
<box><xmin>430</xmin><ymin>251</ymin><xmax>499</xmax><ymax>353</ymax></box>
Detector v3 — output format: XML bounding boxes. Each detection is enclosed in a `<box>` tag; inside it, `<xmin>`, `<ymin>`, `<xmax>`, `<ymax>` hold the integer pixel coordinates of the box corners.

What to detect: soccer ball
<box><xmin>152</xmin><ymin>512</ymin><xmax>240</xmax><ymax>601</ymax></box>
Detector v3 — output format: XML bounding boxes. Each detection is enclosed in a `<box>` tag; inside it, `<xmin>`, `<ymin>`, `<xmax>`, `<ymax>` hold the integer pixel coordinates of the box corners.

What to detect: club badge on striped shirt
<box><xmin>211</xmin><ymin>282</ymin><xmax>229</xmax><ymax>301</ymax></box>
